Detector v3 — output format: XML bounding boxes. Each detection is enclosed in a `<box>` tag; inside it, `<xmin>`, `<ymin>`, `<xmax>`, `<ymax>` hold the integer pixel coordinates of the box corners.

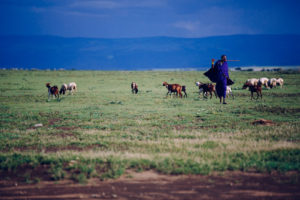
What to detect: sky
<box><xmin>0</xmin><ymin>0</ymin><xmax>300</xmax><ymax>38</ymax></box>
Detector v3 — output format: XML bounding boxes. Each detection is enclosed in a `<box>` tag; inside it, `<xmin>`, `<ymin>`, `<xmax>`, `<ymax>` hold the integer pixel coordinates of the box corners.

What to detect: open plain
<box><xmin>0</xmin><ymin>70</ymin><xmax>299</xmax><ymax>199</ymax></box>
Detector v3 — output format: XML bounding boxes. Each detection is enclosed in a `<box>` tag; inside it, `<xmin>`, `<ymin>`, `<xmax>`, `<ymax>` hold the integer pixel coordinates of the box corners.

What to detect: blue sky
<box><xmin>0</xmin><ymin>0</ymin><xmax>299</xmax><ymax>38</ymax></box>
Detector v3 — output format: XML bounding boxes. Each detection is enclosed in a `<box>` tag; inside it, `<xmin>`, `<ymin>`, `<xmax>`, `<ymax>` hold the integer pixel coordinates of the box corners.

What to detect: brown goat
<box><xmin>46</xmin><ymin>83</ymin><xmax>59</xmax><ymax>100</ymax></box>
<box><xmin>131</xmin><ymin>82</ymin><xmax>138</xmax><ymax>94</ymax></box>
<box><xmin>163</xmin><ymin>81</ymin><xmax>183</xmax><ymax>98</ymax></box>
<box><xmin>243</xmin><ymin>82</ymin><xmax>262</xmax><ymax>100</ymax></box>
<box><xmin>197</xmin><ymin>82</ymin><xmax>217</xmax><ymax>99</ymax></box>
<box><xmin>181</xmin><ymin>85</ymin><xmax>187</xmax><ymax>98</ymax></box>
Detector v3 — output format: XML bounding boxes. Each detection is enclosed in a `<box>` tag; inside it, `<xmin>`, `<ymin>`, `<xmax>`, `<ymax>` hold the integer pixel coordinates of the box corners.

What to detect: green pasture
<box><xmin>0</xmin><ymin>69</ymin><xmax>299</xmax><ymax>182</ymax></box>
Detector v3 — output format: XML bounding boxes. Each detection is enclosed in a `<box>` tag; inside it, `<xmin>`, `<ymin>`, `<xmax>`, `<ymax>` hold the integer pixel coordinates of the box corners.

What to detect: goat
<box><xmin>243</xmin><ymin>82</ymin><xmax>262</xmax><ymax>100</ymax></box>
<box><xmin>182</xmin><ymin>86</ymin><xmax>187</xmax><ymax>98</ymax></box>
<box><xmin>245</xmin><ymin>78</ymin><xmax>259</xmax><ymax>87</ymax></box>
<box><xmin>162</xmin><ymin>81</ymin><xmax>183</xmax><ymax>98</ymax></box>
<box><xmin>46</xmin><ymin>83</ymin><xmax>59</xmax><ymax>100</ymax></box>
<box><xmin>196</xmin><ymin>82</ymin><xmax>217</xmax><ymax>99</ymax></box>
<box><xmin>67</xmin><ymin>82</ymin><xmax>77</xmax><ymax>94</ymax></box>
<box><xmin>131</xmin><ymin>82</ymin><xmax>138</xmax><ymax>94</ymax></box>
<box><xmin>268</xmin><ymin>78</ymin><xmax>277</xmax><ymax>89</ymax></box>
<box><xmin>226</xmin><ymin>86</ymin><xmax>234</xmax><ymax>99</ymax></box>
<box><xmin>259</xmin><ymin>77</ymin><xmax>269</xmax><ymax>88</ymax></box>
<box><xmin>276</xmin><ymin>78</ymin><xmax>284</xmax><ymax>88</ymax></box>
<box><xmin>59</xmin><ymin>83</ymin><xmax>67</xmax><ymax>95</ymax></box>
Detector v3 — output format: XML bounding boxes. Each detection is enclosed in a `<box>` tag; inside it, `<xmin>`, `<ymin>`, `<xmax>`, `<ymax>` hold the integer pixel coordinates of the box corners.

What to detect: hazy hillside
<box><xmin>0</xmin><ymin>35</ymin><xmax>299</xmax><ymax>70</ymax></box>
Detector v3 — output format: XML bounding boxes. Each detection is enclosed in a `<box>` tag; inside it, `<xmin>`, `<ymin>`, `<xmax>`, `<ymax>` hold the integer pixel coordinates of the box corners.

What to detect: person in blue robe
<box><xmin>214</xmin><ymin>55</ymin><xmax>229</xmax><ymax>104</ymax></box>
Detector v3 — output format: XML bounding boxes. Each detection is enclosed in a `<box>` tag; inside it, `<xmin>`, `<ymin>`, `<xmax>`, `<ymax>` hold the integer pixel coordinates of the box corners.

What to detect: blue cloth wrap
<box><xmin>214</xmin><ymin>61</ymin><xmax>229</xmax><ymax>98</ymax></box>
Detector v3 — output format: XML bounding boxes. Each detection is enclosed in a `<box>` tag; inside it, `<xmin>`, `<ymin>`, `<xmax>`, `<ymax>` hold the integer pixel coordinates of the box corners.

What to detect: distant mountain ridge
<box><xmin>0</xmin><ymin>34</ymin><xmax>299</xmax><ymax>70</ymax></box>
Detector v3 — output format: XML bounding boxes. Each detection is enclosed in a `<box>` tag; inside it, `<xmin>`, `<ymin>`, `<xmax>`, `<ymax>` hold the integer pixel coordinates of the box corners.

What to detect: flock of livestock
<box><xmin>46</xmin><ymin>82</ymin><xmax>77</xmax><ymax>100</ymax></box>
<box><xmin>46</xmin><ymin>77</ymin><xmax>284</xmax><ymax>101</ymax></box>
<box><xmin>132</xmin><ymin>76</ymin><xmax>283</xmax><ymax>101</ymax></box>
<box><xmin>160</xmin><ymin>77</ymin><xmax>283</xmax><ymax>100</ymax></box>
<box><xmin>241</xmin><ymin>77</ymin><xmax>284</xmax><ymax>99</ymax></box>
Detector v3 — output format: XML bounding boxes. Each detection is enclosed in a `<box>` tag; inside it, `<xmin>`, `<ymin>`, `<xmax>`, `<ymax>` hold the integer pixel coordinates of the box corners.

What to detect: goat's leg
<box><xmin>260</xmin><ymin>91</ymin><xmax>262</xmax><ymax>99</ymax></box>
<box><xmin>178</xmin><ymin>91</ymin><xmax>182</xmax><ymax>98</ymax></box>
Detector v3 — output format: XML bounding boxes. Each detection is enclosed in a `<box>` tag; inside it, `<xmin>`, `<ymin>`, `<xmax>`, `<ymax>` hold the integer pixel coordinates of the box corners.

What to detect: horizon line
<box><xmin>1</xmin><ymin>33</ymin><xmax>300</xmax><ymax>40</ymax></box>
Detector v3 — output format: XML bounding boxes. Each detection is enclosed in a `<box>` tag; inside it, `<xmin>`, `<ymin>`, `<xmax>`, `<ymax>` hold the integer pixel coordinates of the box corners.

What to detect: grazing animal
<box><xmin>268</xmin><ymin>78</ymin><xmax>277</xmax><ymax>89</ymax></box>
<box><xmin>259</xmin><ymin>77</ymin><xmax>269</xmax><ymax>88</ymax></box>
<box><xmin>67</xmin><ymin>82</ymin><xmax>77</xmax><ymax>94</ymax></box>
<box><xmin>243</xmin><ymin>82</ymin><xmax>262</xmax><ymax>100</ymax></box>
<box><xmin>181</xmin><ymin>85</ymin><xmax>187</xmax><ymax>98</ymax></box>
<box><xmin>245</xmin><ymin>78</ymin><xmax>259</xmax><ymax>87</ymax></box>
<box><xmin>46</xmin><ymin>83</ymin><xmax>59</xmax><ymax>100</ymax></box>
<box><xmin>163</xmin><ymin>81</ymin><xmax>183</xmax><ymax>98</ymax></box>
<box><xmin>59</xmin><ymin>83</ymin><xmax>68</xmax><ymax>95</ymax></box>
<box><xmin>226</xmin><ymin>86</ymin><xmax>234</xmax><ymax>99</ymax></box>
<box><xmin>131</xmin><ymin>82</ymin><xmax>138</xmax><ymax>94</ymax></box>
<box><xmin>196</xmin><ymin>82</ymin><xmax>217</xmax><ymax>99</ymax></box>
<box><xmin>276</xmin><ymin>78</ymin><xmax>284</xmax><ymax>88</ymax></box>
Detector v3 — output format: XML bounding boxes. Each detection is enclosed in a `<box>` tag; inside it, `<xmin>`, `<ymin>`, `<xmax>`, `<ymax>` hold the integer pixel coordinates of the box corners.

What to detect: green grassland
<box><xmin>0</xmin><ymin>69</ymin><xmax>300</xmax><ymax>182</ymax></box>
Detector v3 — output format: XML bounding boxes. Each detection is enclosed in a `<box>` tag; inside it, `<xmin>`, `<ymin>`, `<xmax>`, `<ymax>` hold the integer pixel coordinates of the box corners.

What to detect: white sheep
<box><xmin>276</xmin><ymin>78</ymin><xmax>284</xmax><ymax>88</ymax></box>
<box><xmin>259</xmin><ymin>77</ymin><xmax>269</xmax><ymax>88</ymax></box>
<box><xmin>67</xmin><ymin>82</ymin><xmax>77</xmax><ymax>94</ymax></box>
<box><xmin>268</xmin><ymin>78</ymin><xmax>277</xmax><ymax>88</ymax></box>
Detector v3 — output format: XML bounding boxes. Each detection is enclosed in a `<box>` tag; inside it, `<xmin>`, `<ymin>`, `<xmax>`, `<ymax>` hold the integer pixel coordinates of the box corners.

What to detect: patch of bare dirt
<box><xmin>252</xmin><ymin>119</ymin><xmax>275</xmax><ymax>126</ymax></box>
<box><xmin>48</xmin><ymin>118</ymin><xmax>61</xmax><ymax>126</ymax></box>
<box><xmin>0</xmin><ymin>170</ymin><xmax>299</xmax><ymax>200</ymax></box>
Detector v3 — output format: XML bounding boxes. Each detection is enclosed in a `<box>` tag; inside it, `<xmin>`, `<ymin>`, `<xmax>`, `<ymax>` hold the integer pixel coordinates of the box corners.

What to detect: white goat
<box><xmin>268</xmin><ymin>78</ymin><xmax>277</xmax><ymax>88</ymax></box>
<box><xmin>246</xmin><ymin>78</ymin><xmax>259</xmax><ymax>86</ymax></box>
<box><xmin>195</xmin><ymin>81</ymin><xmax>203</xmax><ymax>94</ymax></box>
<box><xmin>67</xmin><ymin>82</ymin><xmax>77</xmax><ymax>94</ymax></box>
<box><xmin>259</xmin><ymin>77</ymin><xmax>269</xmax><ymax>88</ymax></box>
<box><xmin>226</xmin><ymin>86</ymin><xmax>234</xmax><ymax>99</ymax></box>
<box><xmin>276</xmin><ymin>78</ymin><xmax>284</xmax><ymax>88</ymax></box>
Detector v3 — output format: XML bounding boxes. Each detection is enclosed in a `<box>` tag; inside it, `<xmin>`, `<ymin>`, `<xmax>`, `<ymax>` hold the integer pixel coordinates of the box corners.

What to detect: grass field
<box><xmin>0</xmin><ymin>69</ymin><xmax>299</xmax><ymax>183</ymax></box>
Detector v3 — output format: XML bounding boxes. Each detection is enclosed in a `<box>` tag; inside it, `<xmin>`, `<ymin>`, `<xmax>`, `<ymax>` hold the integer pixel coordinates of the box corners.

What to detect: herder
<box><xmin>213</xmin><ymin>55</ymin><xmax>230</xmax><ymax>104</ymax></box>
